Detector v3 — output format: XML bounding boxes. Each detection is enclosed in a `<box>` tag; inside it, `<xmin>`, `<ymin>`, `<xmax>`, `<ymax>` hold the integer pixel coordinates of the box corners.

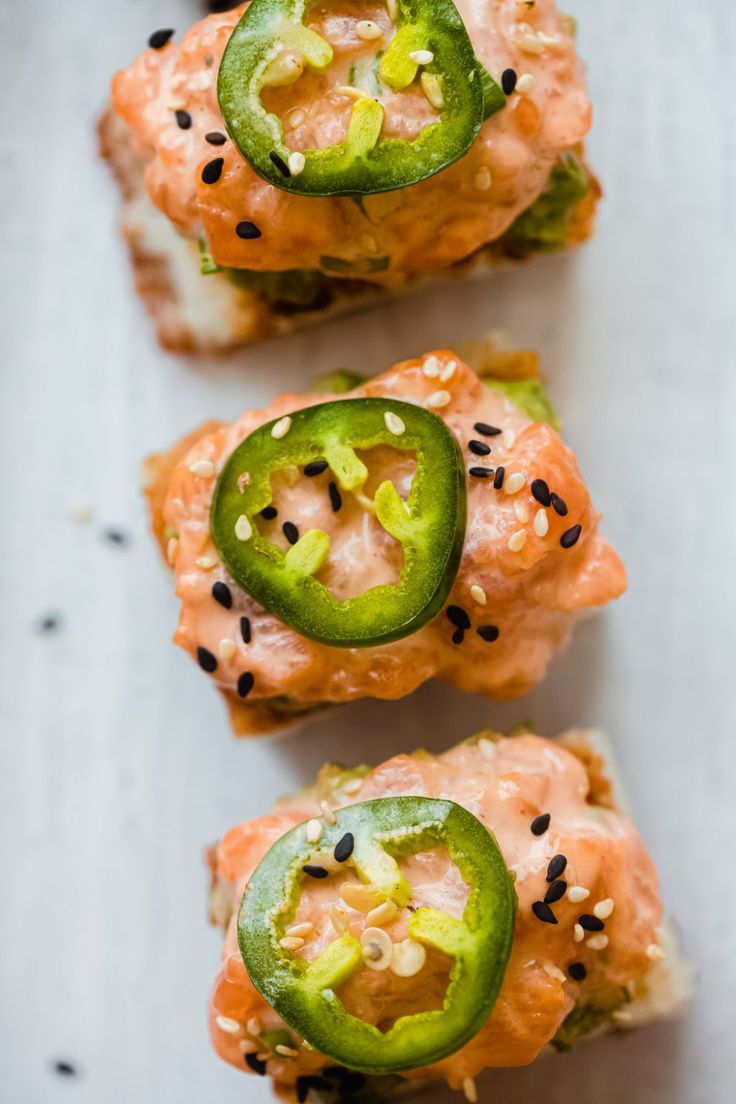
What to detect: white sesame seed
<box><xmin>366</xmin><ymin>899</ymin><xmax>399</xmax><ymax>927</ymax></box>
<box><xmin>474</xmin><ymin>166</ymin><xmax>492</xmax><ymax>191</ymax></box>
<box><xmin>336</xmin><ymin>84</ymin><xmax>370</xmax><ymax>101</ymax></box>
<box><xmin>587</xmin><ymin>934</ymin><xmax>609</xmax><ymax>951</ymax></box>
<box><xmin>246</xmin><ymin>1017</ymin><xmax>262</xmax><ymax>1037</ymax></box>
<box><xmin>503</xmin><ymin>428</ymin><xmax>516</xmax><ymax>449</ymax></box>
<box><xmin>361</xmin><ymin>927</ymin><xmax>393</xmax><ymax>970</ymax></box>
<box><xmin>508</xmin><ymin>529</ymin><xmax>527</xmax><ymax>553</ymax></box>
<box><xmin>70</xmin><ymin>504</ymin><xmax>93</xmax><ymax>524</ymax></box>
<box><xmin>420</xmin><ymin>72</ymin><xmax>444</xmax><ymax>110</ymax></box>
<box><xmin>470</xmin><ymin>583</ymin><xmax>487</xmax><ymax>605</ymax></box>
<box><xmin>514</xmin><ymin>500</ymin><xmax>529</xmax><ymax>523</ymax></box>
<box><xmin>271</xmin><ymin>415</ymin><xmax>292</xmax><ymax>439</ymax></box>
<box><xmin>409</xmin><ymin>49</ymin><xmax>434</xmax><ymax>65</ymax></box>
<box><xmin>195</xmin><ymin>556</ymin><xmax>217</xmax><ymax>570</ymax></box>
<box><xmin>360</xmin><ymin>233</ymin><xmax>379</xmax><ymax>253</ymax></box>
<box><xmin>356</xmin><ymin>19</ymin><xmax>383</xmax><ymax>40</ymax></box>
<box><xmin>306</xmin><ymin>818</ymin><xmax>323</xmax><ymax>844</ymax></box>
<box><xmin>218</xmin><ymin>637</ymin><xmax>236</xmax><ymax>660</ymax></box>
<box><xmin>275</xmin><ymin>1044</ymin><xmax>299</xmax><ymax>1057</ymax></box>
<box><xmin>574</xmin><ymin>923</ymin><xmax>585</xmax><ymax>943</ymax></box>
<box><xmin>216</xmin><ymin>1015</ymin><xmax>241</xmax><ymax>1034</ymax></box>
<box><xmin>516</xmin><ymin>73</ymin><xmax>535</xmax><ymax>93</ymax></box>
<box><xmin>330</xmin><ymin>906</ymin><xmax>348</xmax><ymax>934</ymax></box>
<box><xmin>234</xmin><ymin>515</ymin><xmax>253</xmax><ymax>541</ymax></box>
<box><xmin>426</xmin><ymin>389</ymin><xmax>451</xmax><ymax>409</ymax></box>
<box><xmin>613</xmin><ymin>1009</ymin><xmax>634</xmax><ymax>1023</ymax></box>
<box><xmin>237</xmin><ymin>471</ymin><xmax>251</xmax><ymax>492</ymax></box>
<box><xmin>594</xmin><ymin>898</ymin><xmax>615</xmax><ymax>920</ymax></box>
<box><xmin>567</xmin><ymin>885</ymin><xmax>590</xmax><ymax>904</ymax></box>
<box><xmin>286</xmin><ymin>921</ymin><xmax>314</xmax><ymax>937</ymax></box>
<box><xmin>422</xmin><ymin>355</ymin><xmax>441</xmax><ymax>378</ymax></box>
<box><xmin>287</xmin><ymin>107</ymin><xmax>306</xmax><ymax>127</ymax></box>
<box><xmin>534</xmin><ymin>508</ymin><xmax>549</xmax><ymax>537</ymax></box>
<box><xmin>503</xmin><ymin>474</ymin><xmax>525</xmax><ymax>499</ymax></box>
<box><xmin>279</xmin><ymin>936</ymin><xmax>305</xmax><ymax>951</ymax></box>
<box><xmin>543</xmin><ymin>963</ymin><xmax>567</xmax><ymax>983</ymax></box>
<box><xmin>340</xmin><ymin>882</ymin><xmax>382</xmax><ymax>912</ymax></box>
<box><xmin>189</xmin><ymin>459</ymin><xmax>215</xmax><ymax>478</ymax></box>
<box><xmin>478</xmin><ymin>737</ymin><xmax>497</xmax><ymax>760</ymax></box>
<box><xmin>166</xmin><ymin>537</ymin><xmax>179</xmax><ymax>566</ymax></box>
<box><xmin>239</xmin><ymin>1039</ymin><xmax>259</xmax><ymax>1054</ymax></box>
<box><xmin>320</xmin><ymin>800</ymin><xmax>337</xmax><ymax>824</ymax></box>
<box><xmin>463</xmin><ymin>1077</ymin><xmax>478</xmax><ymax>1104</ymax></box>
<box><xmin>390</xmin><ymin>938</ymin><xmax>426</xmax><ymax>977</ymax></box>
<box><xmin>384</xmin><ymin>410</ymin><xmax>406</xmax><ymax>436</ymax></box>
<box><xmin>343</xmin><ymin>778</ymin><xmax>363</xmax><ymax>794</ymax></box>
<box><xmin>287</xmin><ymin>151</ymin><xmax>306</xmax><ymax>176</ymax></box>
<box><xmin>646</xmin><ymin>943</ymin><xmax>666</xmax><ymax>962</ymax></box>
<box><xmin>440</xmin><ymin>359</ymin><xmax>457</xmax><ymax>382</ymax></box>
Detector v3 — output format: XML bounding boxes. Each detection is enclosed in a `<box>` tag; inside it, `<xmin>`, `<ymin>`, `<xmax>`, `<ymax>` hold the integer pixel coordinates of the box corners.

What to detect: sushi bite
<box><xmin>102</xmin><ymin>1</ymin><xmax>598</xmax><ymax>351</ymax></box>
<box><xmin>207</xmin><ymin>727</ymin><xmax>689</xmax><ymax>1101</ymax></box>
<box><xmin>144</xmin><ymin>346</ymin><xmax>626</xmax><ymax>736</ymax></box>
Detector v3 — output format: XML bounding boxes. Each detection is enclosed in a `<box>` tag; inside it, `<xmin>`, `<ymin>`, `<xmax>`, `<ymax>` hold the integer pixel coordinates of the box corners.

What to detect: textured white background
<box><xmin>1</xmin><ymin>1</ymin><xmax>734</xmax><ymax>1101</ymax></box>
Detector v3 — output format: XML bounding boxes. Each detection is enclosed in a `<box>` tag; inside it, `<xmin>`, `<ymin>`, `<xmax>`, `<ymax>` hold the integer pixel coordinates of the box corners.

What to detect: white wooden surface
<box><xmin>1</xmin><ymin>1</ymin><xmax>734</xmax><ymax>1101</ymax></box>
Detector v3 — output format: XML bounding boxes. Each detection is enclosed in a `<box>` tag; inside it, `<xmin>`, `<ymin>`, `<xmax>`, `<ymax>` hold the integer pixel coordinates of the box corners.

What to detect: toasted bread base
<box><xmin>99</xmin><ymin>109</ymin><xmax>599</xmax><ymax>354</ymax></box>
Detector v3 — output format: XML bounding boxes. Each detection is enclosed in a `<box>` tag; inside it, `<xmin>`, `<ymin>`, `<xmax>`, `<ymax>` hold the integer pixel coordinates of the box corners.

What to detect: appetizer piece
<box><xmin>102</xmin><ymin>2</ymin><xmax>598</xmax><ymax>351</ymax></box>
<box><xmin>144</xmin><ymin>347</ymin><xmax>626</xmax><ymax>735</ymax></box>
<box><xmin>208</xmin><ymin>728</ymin><xmax>689</xmax><ymax>1100</ymax></box>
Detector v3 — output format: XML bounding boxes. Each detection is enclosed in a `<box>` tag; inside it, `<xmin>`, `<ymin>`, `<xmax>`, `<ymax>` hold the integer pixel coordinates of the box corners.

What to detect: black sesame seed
<box><xmin>197</xmin><ymin>647</ymin><xmax>217</xmax><ymax>673</ymax></box>
<box><xmin>551</xmin><ymin>493</ymin><xmax>568</xmax><ymax>516</ymax></box>
<box><xmin>205</xmin><ymin>131</ymin><xmax>227</xmax><ymax>146</ymax></box>
<box><xmin>546</xmin><ymin>854</ymin><xmax>568</xmax><ymax>882</ymax></box>
<box><xmin>175</xmin><ymin>110</ymin><xmax>192</xmax><ymax>130</ymax></box>
<box><xmin>236</xmin><ymin>220</ymin><xmax>262</xmax><ymax>240</ymax></box>
<box><xmin>329</xmin><ymin>481</ymin><xmax>342</xmax><ymax>512</ymax></box>
<box><xmin>493</xmin><ymin>465</ymin><xmax>505</xmax><ymax>490</ymax></box>
<box><xmin>578</xmin><ymin>913</ymin><xmax>605</xmax><ymax>932</ymax></box>
<box><xmin>501</xmin><ymin>68</ymin><xmax>518</xmax><ymax>95</ymax></box>
<box><xmin>201</xmin><ymin>157</ymin><xmax>224</xmax><ymax>184</ymax></box>
<box><xmin>302</xmin><ymin>864</ymin><xmax>329</xmax><ymax>879</ymax></box>
<box><xmin>304</xmin><ymin>460</ymin><xmax>328</xmax><ymax>476</ymax></box>
<box><xmin>560</xmin><ymin>524</ymin><xmax>582</xmax><ymax>549</ymax></box>
<box><xmin>446</xmin><ymin>605</ymin><xmax>471</xmax><ymax>629</ymax></box>
<box><xmin>148</xmin><ymin>28</ymin><xmax>174</xmax><ymax>50</ymax></box>
<box><xmin>260</xmin><ymin>505</ymin><xmax>278</xmax><ymax>520</ymax></box>
<box><xmin>333</xmin><ymin>832</ymin><xmax>355</xmax><ymax>863</ymax></box>
<box><xmin>568</xmin><ymin>962</ymin><xmax>587</xmax><ymax>981</ymax></box>
<box><xmin>468</xmin><ymin>439</ymin><xmax>492</xmax><ymax>456</ymax></box>
<box><xmin>103</xmin><ymin>527</ymin><xmax>128</xmax><ymax>546</ymax></box>
<box><xmin>532</xmin><ymin>900</ymin><xmax>558</xmax><ymax>925</ymax></box>
<box><xmin>469</xmin><ymin>466</ymin><xmax>494</xmax><ymax>478</ymax></box>
<box><xmin>474</xmin><ymin>421</ymin><xmax>502</xmax><ymax>437</ymax></box>
<box><xmin>53</xmin><ymin>1061</ymin><xmax>77</xmax><ymax>1077</ymax></box>
<box><xmin>270</xmin><ymin>150</ymin><xmax>291</xmax><ymax>178</ymax></box>
<box><xmin>38</xmin><ymin>613</ymin><xmax>62</xmax><ymax>634</ymax></box>
<box><xmin>297</xmin><ymin>1077</ymin><xmax>334</xmax><ymax>1103</ymax></box>
<box><xmin>476</xmin><ymin>625</ymin><xmax>500</xmax><ymax>643</ymax></box>
<box><xmin>283</xmin><ymin>521</ymin><xmax>299</xmax><ymax>545</ymax></box>
<box><xmin>212</xmin><ymin>581</ymin><xmax>232</xmax><ymax>609</ymax></box>
<box><xmin>237</xmin><ymin>671</ymin><xmax>255</xmax><ymax>698</ymax></box>
<box><xmin>452</xmin><ymin>627</ymin><xmax>465</xmax><ymax>645</ymax></box>
<box><xmin>531</xmin><ymin>812</ymin><xmax>551</xmax><ymax>836</ymax></box>
<box><xmin>240</xmin><ymin>616</ymin><xmax>252</xmax><ymax>644</ymax></box>
<box><xmin>245</xmin><ymin>1053</ymin><xmax>267</xmax><ymax>1076</ymax></box>
<box><xmin>544</xmin><ymin>880</ymin><xmax>567</xmax><ymax>905</ymax></box>
<box><xmin>531</xmin><ymin>478</ymin><xmax>552</xmax><ymax>508</ymax></box>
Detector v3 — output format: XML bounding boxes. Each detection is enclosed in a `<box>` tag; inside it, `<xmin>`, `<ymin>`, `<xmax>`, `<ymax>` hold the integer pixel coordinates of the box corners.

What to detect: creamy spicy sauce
<box><xmin>209</xmin><ymin>734</ymin><xmax>663</xmax><ymax>1089</ymax></box>
<box><xmin>111</xmin><ymin>1</ymin><xmax>591</xmax><ymax>277</ymax></box>
<box><xmin>162</xmin><ymin>351</ymin><xmax>626</xmax><ymax>707</ymax></box>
